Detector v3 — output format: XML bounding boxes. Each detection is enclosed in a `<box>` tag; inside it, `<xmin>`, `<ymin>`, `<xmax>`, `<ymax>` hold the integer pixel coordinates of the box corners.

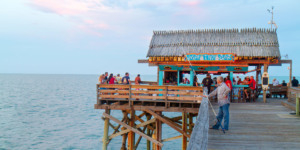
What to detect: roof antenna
<box><xmin>267</xmin><ymin>6</ymin><xmax>278</xmax><ymax>29</ymax></box>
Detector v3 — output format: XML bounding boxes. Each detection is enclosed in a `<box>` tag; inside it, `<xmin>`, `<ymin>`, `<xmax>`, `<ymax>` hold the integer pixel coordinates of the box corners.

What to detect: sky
<box><xmin>0</xmin><ymin>0</ymin><xmax>300</xmax><ymax>76</ymax></box>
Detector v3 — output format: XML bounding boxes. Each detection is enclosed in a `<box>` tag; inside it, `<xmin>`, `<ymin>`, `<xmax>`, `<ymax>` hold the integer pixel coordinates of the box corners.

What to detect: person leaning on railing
<box><xmin>292</xmin><ymin>76</ymin><xmax>299</xmax><ymax>87</ymax></box>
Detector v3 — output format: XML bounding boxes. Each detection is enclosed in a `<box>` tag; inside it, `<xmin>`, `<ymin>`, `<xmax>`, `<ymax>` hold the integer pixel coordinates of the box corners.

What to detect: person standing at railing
<box><xmin>292</xmin><ymin>77</ymin><xmax>299</xmax><ymax>87</ymax></box>
<box><xmin>203</xmin><ymin>76</ymin><xmax>231</xmax><ymax>131</ymax></box>
<box><xmin>135</xmin><ymin>74</ymin><xmax>142</xmax><ymax>100</ymax></box>
<box><xmin>116</xmin><ymin>74</ymin><xmax>122</xmax><ymax>84</ymax></box>
<box><xmin>108</xmin><ymin>74</ymin><xmax>116</xmax><ymax>85</ymax></box>
<box><xmin>122</xmin><ymin>72</ymin><xmax>131</xmax><ymax>84</ymax></box>
<box><xmin>98</xmin><ymin>74</ymin><xmax>105</xmax><ymax>84</ymax></box>
<box><xmin>104</xmin><ymin>72</ymin><xmax>109</xmax><ymax>84</ymax></box>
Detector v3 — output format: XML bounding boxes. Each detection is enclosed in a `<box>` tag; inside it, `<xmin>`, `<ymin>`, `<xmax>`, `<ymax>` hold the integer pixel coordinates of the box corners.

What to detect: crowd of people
<box><xmin>98</xmin><ymin>72</ymin><xmax>142</xmax><ymax>85</ymax></box>
<box><xmin>200</xmin><ymin>74</ymin><xmax>256</xmax><ymax>101</ymax></box>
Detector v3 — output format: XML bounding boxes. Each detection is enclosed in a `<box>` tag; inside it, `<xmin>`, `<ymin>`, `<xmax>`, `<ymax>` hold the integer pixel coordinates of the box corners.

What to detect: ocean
<box><xmin>0</xmin><ymin>74</ymin><xmax>298</xmax><ymax>149</ymax></box>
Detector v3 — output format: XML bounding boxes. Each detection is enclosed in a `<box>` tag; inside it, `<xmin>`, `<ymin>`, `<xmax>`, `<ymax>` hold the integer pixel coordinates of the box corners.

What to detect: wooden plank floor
<box><xmin>208</xmin><ymin>98</ymin><xmax>300</xmax><ymax>150</ymax></box>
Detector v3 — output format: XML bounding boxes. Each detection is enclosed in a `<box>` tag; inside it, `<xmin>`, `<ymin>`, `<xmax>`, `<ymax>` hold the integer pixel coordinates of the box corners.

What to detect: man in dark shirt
<box><xmin>292</xmin><ymin>77</ymin><xmax>299</xmax><ymax>87</ymax></box>
<box><xmin>104</xmin><ymin>72</ymin><xmax>108</xmax><ymax>84</ymax></box>
<box><xmin>202</xmin><ymin>74</ymin><xmax>213</xmax><ymax>94</ymax></box>
<box><xmin>122</xmin><ymin>72</ymin><xmax>131</xmax><ymax>84</ymax></box>
<box><xmin>282</xmin><ymin>80</ymin><xmax>287</xmax><ymax>86</ymax></box>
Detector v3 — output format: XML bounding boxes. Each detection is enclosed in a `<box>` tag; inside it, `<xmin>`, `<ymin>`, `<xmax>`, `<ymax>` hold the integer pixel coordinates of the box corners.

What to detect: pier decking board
<box><xmin>208</xmin><ymin>99</ymin><xmax>300</xmax><ymax>150</ymax></box>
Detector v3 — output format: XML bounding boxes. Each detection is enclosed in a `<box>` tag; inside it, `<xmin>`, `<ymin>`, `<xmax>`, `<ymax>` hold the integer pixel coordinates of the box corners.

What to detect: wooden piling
<box><xmin>102</xmin><ymin>108</ymin><xmax>110</xmax><ymax>150</ymax></box>
<box><xmin>155</xmin><ymin>112</ymin><xmax>162</xmax><ymax>150</ymax></box>
<box><xmin>128</xmin><ymin>110</ymin><xmax>135</xmax><ymax>150</ymax></box>
<box><xmin>146</xmin><ymin>113</ymin><xmax>152</xmax><ymax>150</ymax></box>
<box><xmin>182</xmin><ymin>112</ymin><xmax>187</xmax><ymax>150</ymax></box>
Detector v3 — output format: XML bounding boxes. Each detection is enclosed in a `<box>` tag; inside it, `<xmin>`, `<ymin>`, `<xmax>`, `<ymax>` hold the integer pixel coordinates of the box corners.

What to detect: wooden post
<box><xmin>102</xmin><ymin>108</ymin><xmax>110</xmax><ymax>150</ymax></box>
<box><xmin>296</xmin><ymin>94</ymin><xmax>299</xmax><ymax>116</ymax></box>
<box><xmin>182</xmin><ymin>112</ymin><xmax>187</xmax><ymax>150</ymax></box>
<box><xmin>129</xmin><ymin>85</ymin><xmax>132</xmax><ymax>106</ymax></box>
<box><xmin>128</xmin><ymin>110</ymin><xmax>135</xmax><ymax>150</ymax></box>
<box><xmin>155</xmin><ymin>111</ymin><xmax>162</xmax><ymax>150</ymax></box>
<box><xmin>256</xmin><ymin>65</ymin><xmax>260</xmax><ymax>87</ymax></box>
<box><xmin>146</xmin><ymin>113</ymin><xmax>152</xmax><ymax>150</ymax></box>
<box><xmin>121</xmin><ymin>133</ymin><xmax>128</xmax><ymax>150</ymax></box>
<box><xmin>188</xmin><ymin>113</ymin><xmax>193</xmax><ymax>131</ymax></box>
<box><xmin>157</xmin><ymin>66</ymin><xmax>160</xmax><ymax>84</ymax></box>
<box><xmin>263</xmin><ymin>64</ymin><xmax>268</xmax><ymax>103</ymax></box>
<box><xmin>288</xmin><ymin>61</ymin><xmax>293</xmax><ymax>102</ymax></box>
<box><xmin>165</xmin><ymin>86</ymin><xmax>168</xmax><ymax>108</ymax></box>
<box><xmin>121</xmin><ymin>111</ymin><xmax>128</xmax><ymax>150</ymax></box>
<box><xmin>290</xmin><ymin>60</ymin><xmax>292</xmax><ymax>87</ymax></box>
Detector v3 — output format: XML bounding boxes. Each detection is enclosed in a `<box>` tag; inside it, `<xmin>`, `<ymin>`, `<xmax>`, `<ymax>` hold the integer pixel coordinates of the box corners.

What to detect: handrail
<box><xmin>97</xmin><ymin>84</ymin><xmax>203</xmax><ymax>107</ymax></box>
<box><xmin>287</xmin><ymin>87</ymin><xmax>300</xmax><ymax>116</ymax></box>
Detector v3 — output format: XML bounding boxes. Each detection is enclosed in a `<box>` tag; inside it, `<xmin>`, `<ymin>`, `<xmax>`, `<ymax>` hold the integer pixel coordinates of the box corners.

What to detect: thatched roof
<box><xmin>147</xmin><ymin>28</ymin><xmax>280</xmax><ymax>57</ymax></box>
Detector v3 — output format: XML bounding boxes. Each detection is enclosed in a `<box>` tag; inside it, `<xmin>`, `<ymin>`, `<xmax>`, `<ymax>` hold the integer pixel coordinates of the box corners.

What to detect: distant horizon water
<box><xmin>0</xmin><ymin>73</ymin><xmax>299</xmax><ymax>84</ymax></box>
<box><xmin>0</xmin><ymin>74</ymin><xmax>299</xmax><ymax>149</ymax></box>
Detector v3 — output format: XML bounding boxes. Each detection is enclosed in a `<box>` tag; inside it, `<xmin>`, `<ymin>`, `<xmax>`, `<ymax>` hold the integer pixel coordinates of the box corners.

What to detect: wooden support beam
<box><xmin>102</xmin><ymin>108</ymin><xmax>110</xmax><ymax>150</ymax></box>
<box><xmin>128</xmin><ymin>110</ymin><xmax>135</xmax><ymax>150</ymax></box>
<box><xmin>155</xmin><ymin>111</ymin><xmax>162</xmax><ymax>150</ymax></box>
<box><xmin>138</xmin><ymin>112</ymin><xmax>146</xmax><ymax>118</ymax></box>
<box><xmin>163</xmin><ymin>116</ymin><xmax>182</xmax><ymax>129</ymax></box>
<box><xmin>146</xmin><ymin>114</ymin><xmax>152</xmax><ymax>150</ymax></box>
<box><xmin>135</xmin><ymin>114</ymin><xmax>155</xmax><ymax>130</ymax></box>
<box><xmin>121</xmin><ymin>132</ymin><xmax>128</xmax><ymax>150</ymax></box>
<box><xmin>135</xmin><ymin>126</ymin><xmax>147</xmax><ymax>149</ymax></box>
<box><xmin>109</xmin><ymin>118</ymin><xmax>156</xmax><ymax>140</ymax></box>
<box><xmin>102</xmin><ymin>112</ymin><xmax>163</xmax><ymax>147</ymax></box>
<box><xmin>189</xmin><ymin>113</ymin><xmax>193</xmax><ymax>131</ymax></box>
<box><xmin>162</xmin><ymin>135</ymin><xmax>182</xmax><ymax>142</ymax></box>
<box><xmin>121</xmin><ymin>111</ymin><xmax>128</xmax><ymax>150</ymax></box>
<box><xmin>144</xmin><ymin>109</ymin><xmax>191</xmax><ymax>138</ymax></box>
<box><xmin>182</xmin><ymin>112</ymin><xmax>187</xmax><ymax>150</ymax></box>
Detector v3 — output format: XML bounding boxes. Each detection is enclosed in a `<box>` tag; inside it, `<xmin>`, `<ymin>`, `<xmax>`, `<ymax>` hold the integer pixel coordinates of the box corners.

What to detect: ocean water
<box><xmin>0</xmin><ymin>74</ymin><xmax>184</xmax><ymax>150</ymax></box>
<box><xmin>0</xmin><ymin>74</ymin><xmax>298</xmax><ymax>150</ymax></box>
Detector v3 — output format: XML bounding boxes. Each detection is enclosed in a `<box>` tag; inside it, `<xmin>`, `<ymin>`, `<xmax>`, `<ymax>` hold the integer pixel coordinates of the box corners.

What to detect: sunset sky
<box><xmin>1</xmin><ymin>0</ymin><xmax>299</xmax><ymax>76</ymax></box>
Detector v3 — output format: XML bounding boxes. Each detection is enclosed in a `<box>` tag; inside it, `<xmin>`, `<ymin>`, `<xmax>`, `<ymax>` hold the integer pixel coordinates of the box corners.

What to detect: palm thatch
<box><xmin>147</xmin><ymin>28</ymin><xmax>280</xmax><ymax>57</ymax></box>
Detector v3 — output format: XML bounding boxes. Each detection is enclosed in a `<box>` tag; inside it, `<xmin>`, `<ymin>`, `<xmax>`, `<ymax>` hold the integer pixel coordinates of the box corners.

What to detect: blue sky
<box><xmin>0</xmin><ymin>0</ymin><xmax>299</xmax><ymax>76</ymax></box>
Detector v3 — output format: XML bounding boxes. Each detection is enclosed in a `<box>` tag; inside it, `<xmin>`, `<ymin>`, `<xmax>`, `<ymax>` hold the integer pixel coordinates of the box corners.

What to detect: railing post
<box><xmin>129</xmin><ymin>85</ymin><xmax>132</xmax><ymax>106</ymax></box>
<box><xmin>296</xmin><ymin>93</ymin><xmax>299</xmax><ymax>116</ymax></box>
<box><xmin>165</xmin><ymin>86</ymin><xmax>168</xmax><ymax>108</ymax></box>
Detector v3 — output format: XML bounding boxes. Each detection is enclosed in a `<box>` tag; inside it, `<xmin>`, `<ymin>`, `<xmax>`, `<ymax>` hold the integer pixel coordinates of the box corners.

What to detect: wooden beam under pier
<box><xmin>102</xmin><ymin>112</ymin><xmax>163</xmax><ymax>147</ymax></box>
<box><xmin>109</xmin><ymin>118</ymin><xmax>156</xmax><ymax>140</ymax></box>
<box><xmin>102</xmin><ymin>108</ymin><xmax>110</xmax><ymax>150</ymax></box>
<box><xmin>144</xmin><ymin>109</ymin><xmax>191</xmax><ymax>138</ymax></box>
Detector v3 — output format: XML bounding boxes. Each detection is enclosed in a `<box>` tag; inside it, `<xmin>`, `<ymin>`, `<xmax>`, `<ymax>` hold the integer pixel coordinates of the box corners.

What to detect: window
<box><xmin>179</xmin><ymin>71</ymin><xmax>191</xmax><ymax>84</ymax></box>
<box><xmin>164</xmin><ymin>71</ymin><xmax>177</xmax><ymax>85</ymax></box>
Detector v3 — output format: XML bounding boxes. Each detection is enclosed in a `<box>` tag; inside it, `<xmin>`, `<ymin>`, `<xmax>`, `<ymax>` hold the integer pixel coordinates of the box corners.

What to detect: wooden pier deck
<box><xmin>208</xmin><ymin>98</ymin><xmax>300</xmax><ymax>150</ymax></box>
<box><xmin>96</xmin><ymin>84</ymin><xmax>300</xmax><ymax>150</ymax></box>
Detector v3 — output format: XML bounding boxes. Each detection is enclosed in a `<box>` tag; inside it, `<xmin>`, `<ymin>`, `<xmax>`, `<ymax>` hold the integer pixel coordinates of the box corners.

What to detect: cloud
<box><xmin>27</xmin><ymin>0</ymin><xmax>208</xmax><ymax>38</ymax></box>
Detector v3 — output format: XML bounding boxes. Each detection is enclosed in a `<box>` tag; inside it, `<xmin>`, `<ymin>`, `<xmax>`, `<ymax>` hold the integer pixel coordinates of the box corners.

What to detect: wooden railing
<box><xmin>97</xmin><ymin>84</ymin><xmax>203</xmax><ymax>106</ymax></box>
<box><xmin>288</xmin><ymin>87</ymin><xmax>300</xmax><ymax>115</ymax></box>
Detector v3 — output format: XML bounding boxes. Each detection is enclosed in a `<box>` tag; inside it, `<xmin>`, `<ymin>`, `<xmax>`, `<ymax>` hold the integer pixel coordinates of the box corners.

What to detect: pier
<box><xmin>95</xmin><ymin>28</ymin><xmax>299</xmax><ymax>150</ymax></box>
